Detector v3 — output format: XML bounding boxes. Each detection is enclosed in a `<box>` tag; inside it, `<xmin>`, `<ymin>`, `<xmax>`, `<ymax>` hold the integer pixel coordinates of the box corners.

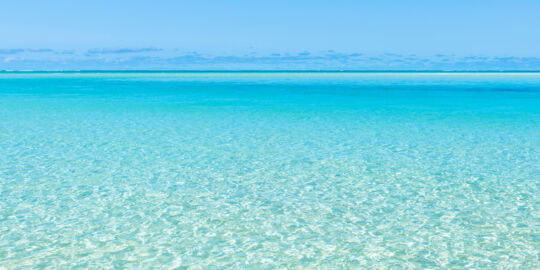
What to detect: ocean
<box><xmin>1</xmin><ymin>72</ymin><xmax>539</xmax><ymax>268</ymax></box>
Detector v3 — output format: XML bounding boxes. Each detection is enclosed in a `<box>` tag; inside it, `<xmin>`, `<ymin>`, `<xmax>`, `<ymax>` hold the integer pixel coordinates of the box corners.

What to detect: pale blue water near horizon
<box><xmin>0</xmin><ymin>72</ymin><xmax>539</xmax><ymax>269</ymax></box>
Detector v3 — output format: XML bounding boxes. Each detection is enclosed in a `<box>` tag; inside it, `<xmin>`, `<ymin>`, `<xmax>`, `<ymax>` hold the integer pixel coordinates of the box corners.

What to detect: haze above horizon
<box><xmin>1</xmin><ymin>0</ymin><xmax>539</xmax><ymax>70</ymax></box>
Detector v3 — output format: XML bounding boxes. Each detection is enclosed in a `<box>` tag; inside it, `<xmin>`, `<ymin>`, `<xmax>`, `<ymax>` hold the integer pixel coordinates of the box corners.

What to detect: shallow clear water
<box><xmin>0</xmin><ymin>72</ymin><xmax>539</xmax><ymax>269</ymax></box>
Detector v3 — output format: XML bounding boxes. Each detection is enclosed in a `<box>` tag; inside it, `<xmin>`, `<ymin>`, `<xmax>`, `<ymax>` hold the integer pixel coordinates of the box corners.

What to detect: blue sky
<box><xmin>1</xmin><ymin>0</ymin><xmax>539</xmax><ymax>70</ymax></box>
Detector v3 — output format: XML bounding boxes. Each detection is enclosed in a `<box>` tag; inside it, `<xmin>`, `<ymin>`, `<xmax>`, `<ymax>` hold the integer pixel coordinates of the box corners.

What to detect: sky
<box><xmin>1</xmin><ymin>0</ymin><xmax>540</xmax><ymax>70</ymax></box>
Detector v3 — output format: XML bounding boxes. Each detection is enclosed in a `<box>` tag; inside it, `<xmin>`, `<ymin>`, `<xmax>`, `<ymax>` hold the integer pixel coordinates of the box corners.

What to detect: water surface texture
<box><xmin>1</xmin><ymin>72</ymin><xmax>539</xmax><ymax>268</ymax></box>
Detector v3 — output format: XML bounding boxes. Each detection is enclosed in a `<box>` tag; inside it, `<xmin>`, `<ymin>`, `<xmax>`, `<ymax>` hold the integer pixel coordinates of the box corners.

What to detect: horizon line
<box><xmin>3</xmin><ymin>69</ymin><xmax>540</xmax><ymax>73</ymax></box>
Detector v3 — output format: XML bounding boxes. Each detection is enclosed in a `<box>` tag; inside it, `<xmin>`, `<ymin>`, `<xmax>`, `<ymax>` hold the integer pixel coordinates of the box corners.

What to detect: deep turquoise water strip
<box><xmin>1</xmin><ymin>72</ymin><xmax>539</xmax><ymax>268</ymax></box>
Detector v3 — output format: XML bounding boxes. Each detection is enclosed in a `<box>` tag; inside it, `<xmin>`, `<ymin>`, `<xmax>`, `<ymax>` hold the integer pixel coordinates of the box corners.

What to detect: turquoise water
<box><xmin>1</xmin><ymin>72</ymin><xmax>539</xmax><ymax>269</ymax></box>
